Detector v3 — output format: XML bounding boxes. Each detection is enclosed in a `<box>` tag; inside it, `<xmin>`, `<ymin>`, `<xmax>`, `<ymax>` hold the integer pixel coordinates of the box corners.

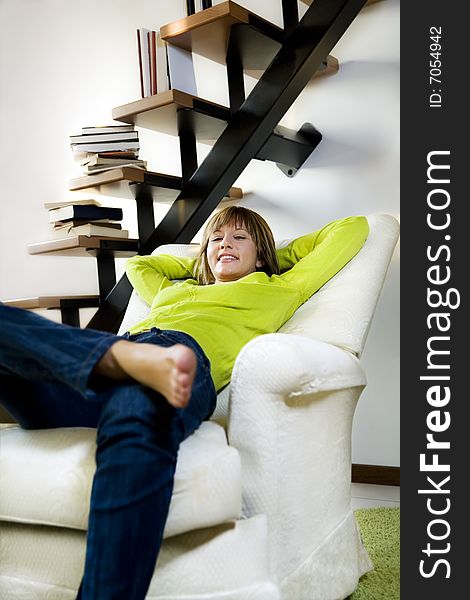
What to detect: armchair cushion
<box><xmin>0</xmin><ymin>515</ymin><xmax>279</xmax><ymax>600</ymax></box>
<box><xmin>0</xmin><ymin>421</ymin><xmax>242</xmax><ymax>539</ymax></box>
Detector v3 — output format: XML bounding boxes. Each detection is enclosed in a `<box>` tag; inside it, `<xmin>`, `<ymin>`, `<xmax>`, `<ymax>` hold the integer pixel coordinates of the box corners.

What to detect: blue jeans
<box><xmin>0</xmin><ymin>304</ymin><xmax>217</xmax><ymax>599</ymax></box>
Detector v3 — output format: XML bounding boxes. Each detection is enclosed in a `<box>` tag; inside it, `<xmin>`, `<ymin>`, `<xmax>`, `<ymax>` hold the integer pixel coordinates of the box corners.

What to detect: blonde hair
<box><xmin>195</xmin><ymin>206</ymin><xmax>279</xmax><ymax>285</ymax></box>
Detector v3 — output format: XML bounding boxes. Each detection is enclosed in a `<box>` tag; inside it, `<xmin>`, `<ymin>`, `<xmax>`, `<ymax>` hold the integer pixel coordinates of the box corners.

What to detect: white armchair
<box><xmin>0</xmin><ymin>214</ymin><xmax>399</xmax><ymax>600</ymax></box>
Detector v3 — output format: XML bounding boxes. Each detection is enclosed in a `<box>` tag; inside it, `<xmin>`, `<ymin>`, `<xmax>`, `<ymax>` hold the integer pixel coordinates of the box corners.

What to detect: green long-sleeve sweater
<box><xmin>125</xmin><ymin>216</ymin><xmax>369</xmax><ymax>391</ymax></box>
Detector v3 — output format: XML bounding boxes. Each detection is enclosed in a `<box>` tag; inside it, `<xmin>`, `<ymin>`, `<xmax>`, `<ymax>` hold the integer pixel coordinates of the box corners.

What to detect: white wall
<box><xmin>0</xmin><ymin>0</ymin><xmax>399</xmax><ymax>466</ymax></box>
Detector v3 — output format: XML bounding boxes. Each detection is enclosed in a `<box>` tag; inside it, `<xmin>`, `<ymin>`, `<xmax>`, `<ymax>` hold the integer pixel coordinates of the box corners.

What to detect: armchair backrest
<box><xmin>278</xmin><ymin>213</ymin><xmax>399</xmax><ymax>357</ymax></box>
<box><xmin>120</xmin><ymin>214</ymin><xmax>399</xmax><ymax>359</ymax></box>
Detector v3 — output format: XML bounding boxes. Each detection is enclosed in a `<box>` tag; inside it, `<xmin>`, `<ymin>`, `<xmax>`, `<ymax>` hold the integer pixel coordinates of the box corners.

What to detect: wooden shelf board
<box><xmin>160</xmin><ymin>0</ymin><xmax>283</xmax><ymax>68</ymax></box>
<box><xmin>3</xmin><ymin>296</ymin><xmax>100</xmax><ymax>310</ymax></box>
<box><xmin>27</xmin><ymin>236</ymin><xmax>139</xmax><ymax>258</ymax></box>
<box><xmin>69</xmin><ymin>167</ymin><xmax>243</xmax><ymax>203</ymax></box>
<box><xmin>161</xmin><ymin>1</ymin><xmax>250</xmax><ymax>41</ymax></box>
<box><xmin>69</xmin><ymin>166</ymin><xmax>151</xmax><ymax>190</ymax></box>
<box><xmin>112</xmin><ymin>89</ymin><xmax>230</xmax><ymax>139</ymax></box>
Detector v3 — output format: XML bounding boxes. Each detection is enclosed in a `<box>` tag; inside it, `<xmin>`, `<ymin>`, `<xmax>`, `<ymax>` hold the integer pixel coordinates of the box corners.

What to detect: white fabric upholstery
<box><xmin>0</xmin><ymin>213</ymin><xmax>399</xmax><ymax>600</ymax></box>
<box><xmin>278</xmin><ymin>214</ymin><xmax>399</xmax><ymax>357</ymax></box>
<box><xmin>0</xmin><ymin>515</ymin><xmax>279</xmax><ymax>600</ymax></box>
<box><xmin>228</xmin><ymin>336</ymin><xmax>371</xmax><ymax>593</ymax></box>
<box><xmin>0</xmin><ymin>421</ymin><xmax>242</xmax><ymax>539</ymax></box>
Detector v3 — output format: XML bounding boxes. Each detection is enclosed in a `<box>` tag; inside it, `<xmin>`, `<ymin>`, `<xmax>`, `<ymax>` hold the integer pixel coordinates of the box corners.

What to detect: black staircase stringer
<box><xmin>88</xmin><ymin>0</ymin><xmax>367</xmax><ymax>333</ymax></box>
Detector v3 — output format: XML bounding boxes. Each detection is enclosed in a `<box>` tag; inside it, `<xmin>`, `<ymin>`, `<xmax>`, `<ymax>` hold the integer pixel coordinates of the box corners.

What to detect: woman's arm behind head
<box><xmin>125</xmin><ymin>254</ymin><xmax>197</xmax><ymax>306</ymax></box>
<box><xmin>278</xmin><ymin>216</ymin><xmax>369</xmax><ymax>302</ymax></box>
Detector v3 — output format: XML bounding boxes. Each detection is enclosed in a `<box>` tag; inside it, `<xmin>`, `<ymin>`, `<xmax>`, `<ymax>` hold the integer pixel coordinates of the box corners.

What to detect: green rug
<box><xmin>348</xmin><ymin>507</ymin><xmax>400</xmax><ymax>600</ymax></box>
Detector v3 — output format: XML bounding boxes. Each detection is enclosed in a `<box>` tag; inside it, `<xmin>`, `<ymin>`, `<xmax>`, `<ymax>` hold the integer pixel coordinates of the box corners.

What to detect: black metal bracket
<box><xmin>130</xmin><ymin>183</ymin><xmax>156</xmax><ymax>243</ymax></box>
<box><xmin>60</xmin><ymin>307</ymin><xmax>81</xmax><ymax>327</ymax></box>
<box><xmin>95</xmin><ymin>253</ymin><xmax>117</xmax><ymax>302</ymax></box>
<box><xmin>87</xmin><ymin>0</ymin><xmax>367</xmax><ymax>332</ymax></box>
<box><xmin>177</xmin><ymin>108</ymin><xmax>199</xmax><ymax>183</ymax></box>
<box><xmin>281</xmin><ymin>0</ymin><xmax>299</xmax><ymax>35</ymax></box>
<box><xmin>256</xmin><ymin>123</ymin><xmax>322</xmax><ymax>177</ymax></box>
<box><xmin>226</xmin><ymin>25</ymin><xmax>246</xmax><ymax>114</ymax></box>
<box><xmin>56</xmin><ymin>297</ymin><xmax>101</xmax><ymax>327</ymax></box>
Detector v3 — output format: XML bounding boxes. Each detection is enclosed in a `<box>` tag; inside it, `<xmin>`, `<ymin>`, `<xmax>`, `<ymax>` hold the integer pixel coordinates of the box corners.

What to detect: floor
<box><xmin>351</xmin><ymin>483</ymin><xmax>400</xmax><ymax>510</ymax></box>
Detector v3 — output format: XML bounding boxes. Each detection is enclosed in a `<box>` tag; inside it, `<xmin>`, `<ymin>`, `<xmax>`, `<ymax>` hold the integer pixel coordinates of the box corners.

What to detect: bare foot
<box><xmin>96</xmin><ymin>341</ymin><xmax>197</xmax><ymax>408</ymax></box>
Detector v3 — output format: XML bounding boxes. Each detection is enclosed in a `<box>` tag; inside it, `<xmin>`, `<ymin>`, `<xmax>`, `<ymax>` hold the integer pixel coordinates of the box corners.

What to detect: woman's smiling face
<box><xmin>206</xmin><ymin>222</ymin><xmax>264</xmax><ymax>284</ymax></box>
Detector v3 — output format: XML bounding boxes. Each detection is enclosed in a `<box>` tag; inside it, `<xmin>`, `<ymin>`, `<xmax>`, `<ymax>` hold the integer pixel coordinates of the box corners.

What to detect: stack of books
<box><xmin>70</xmin><ymin>125</ymin><xmax>147</xmax><ymax>175</ymax></box>
<box><xmin>137</xmin><ymin>28</ymin><xmax>170</xmax><ymax>97</ymax></box>
<box><xmin>45</xmin><ymin>199</ymin><xmax>129</xmax><ymax>239</ymax></box>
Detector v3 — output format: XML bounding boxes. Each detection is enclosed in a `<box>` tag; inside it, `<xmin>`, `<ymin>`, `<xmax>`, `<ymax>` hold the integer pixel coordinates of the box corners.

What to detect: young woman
<box><xmin>0</xmin><ymin>207</ymin><xmax>369</xmax><ymax>600</ymax></box>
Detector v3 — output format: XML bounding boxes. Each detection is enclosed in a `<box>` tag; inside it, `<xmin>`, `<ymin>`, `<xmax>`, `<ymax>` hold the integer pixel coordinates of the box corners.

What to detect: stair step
<box><xmin>3</xmin><ymin>296</ymin><xmax>100</xmax><ymax>310</ymax></box>
<box><xmin>112</xmin><ymin>89</ymin><xmax>230</xmax><ymax>139</ymax></box>
<box><xmin>112</xmin><ymin>72</ymin><xmax>338</xmax><ymax>143</ymax></box>
<box><xmin>160</xmin><ymin>0</ymin><xmax>283</xmax><ymax>68</ymax></box>
<box><xmin>69</xmin><ymin>167</ymin><xmax>243</xmax><ymax>201</ymax></box>
<box><xmin>27</xmin><ymin>236</ymin><xmax>139</xmax><ymax>257</ymax></box>
<box><xmin>69</xmin><ymin>166</ymin><xmax>153</xmax><ymax>190</ymax></box>
<box><xmin>160</xmin><ymin>0</ymin><xmax>337</xmax><ymax>77</ymax></box>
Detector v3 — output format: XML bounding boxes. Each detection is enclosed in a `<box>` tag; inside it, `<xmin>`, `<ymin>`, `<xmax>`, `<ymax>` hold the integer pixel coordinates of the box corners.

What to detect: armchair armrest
<box><xmin>227</xmin><ymin>333</ymin><xmax>366</xmax><ymax>585</ymax></box>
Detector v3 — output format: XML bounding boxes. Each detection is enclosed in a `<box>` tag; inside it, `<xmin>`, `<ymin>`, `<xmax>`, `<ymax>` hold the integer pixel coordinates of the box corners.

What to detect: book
<box><xmin>137</xmin><ymin>29</ymin><xmax>169</xmax><ymax>97</ymax></box>
<box><xmin>137</xmin><ymin>28</ymin><xmax>153</xmax><ymax>97</ymax></box>
<box><xmin>43</xmin><ymin>198</ymin><xmax>101</xmax><ymax>209</ymax></box>
<box><xmin>166</xmin><ymin>44</ymin><xmax>197</xmax><ymax>95</ymax></box>
<box><xmin>81</xmin><ymin>125</ymin><xmax>135</xmax><ymax>135</ymax></box>
<box><xmin>48</xmin><ymin>204</ymin><xmax>123</xmax><ymax>223</ymax></box>
<box><xmin>81</xmin><ymin>154</ymin><xmax>144</xmax><ymax>167</ymax></box>
<box><xmin>71</xmin><ymin>140</ymin><xmax>140</xmax><ymax>153</ymax></box>
<box><xmin>77</xmin><ymin>151</ymin><xmax>139</xmax><ymax>163</ymax></box>
<box><xmin>51</xmin><ymin>223</ymin><xmax>129</xmax><ymax>239</ymax></box>
<box><xmin>70</xmin><ymin>131</ymin><xmax>139</xmax><ymax>144</ymax></box>
<box><xmin>156</xmin><ymin>32</ymin><xmax>170</xmax><ymax>93</ymax></box>
<box><xmin>82</xmin><ymin>162</ymin><xmax>147</xmax><ymax>175</ymax></box>
<box><xmin>149</xmin><ymin>29</ymin><xmax>156</xmax><ymax>96</ymax></box>
<box><xmin>137</xmin><ymin>28</ymin><xmax>144</xmax><ymax>97</ymax></box>
<box><xmin>53</xmin><ymin>220</ymin><xmax>122</xmax><ymax>230</ymax></box>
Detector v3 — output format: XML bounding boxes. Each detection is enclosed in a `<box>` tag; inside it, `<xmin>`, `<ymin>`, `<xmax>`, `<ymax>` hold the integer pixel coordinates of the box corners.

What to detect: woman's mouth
<box><xmin>218</xmin><ymin>255</ymin><xmax>238</xmax><ymax>262</ymax></box>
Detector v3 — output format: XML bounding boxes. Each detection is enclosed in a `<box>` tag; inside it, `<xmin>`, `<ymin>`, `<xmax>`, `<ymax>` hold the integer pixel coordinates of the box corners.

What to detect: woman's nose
<box><xmin>221</xmin><ymin>238</ymin><xmax>232</xmax><ymax>248</ymax></box>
